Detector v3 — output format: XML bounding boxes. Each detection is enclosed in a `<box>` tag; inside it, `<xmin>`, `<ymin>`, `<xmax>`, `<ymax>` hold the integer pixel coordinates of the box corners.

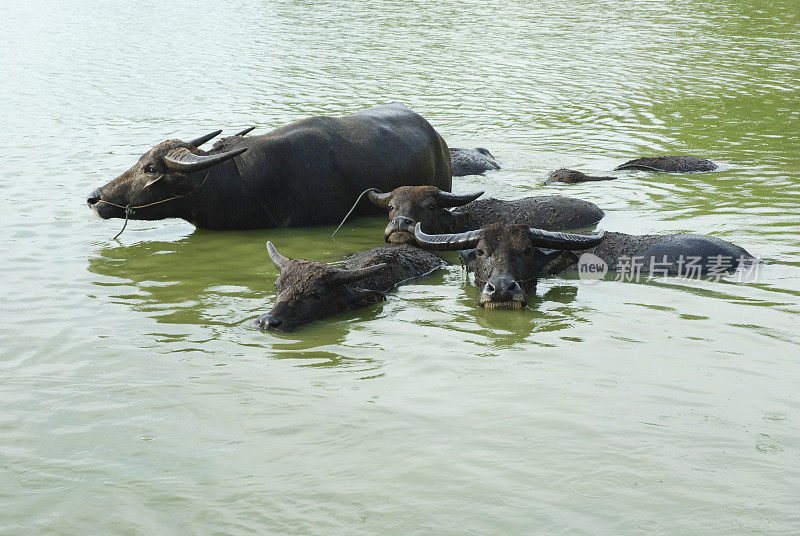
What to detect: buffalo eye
<box><xmin>427</xmin><ymin>203</ymin><xmax>436</xmax><ymax>210</ymax></box>
<box><xmin>476</xmin><ymin>248</ymin><xmax>485</xmax><ymax>256</ymax></box>
<box><xmin>309</xmin><ymin>290</ymin><xmax>322</xmax><ymax>300</ymax></box>
<box><xmin>388</xmin><ymin>205</ymin><xmax>395</xmax><ymax>213</ymax></box>
<box><xmin>145</xmin><ymin>164</ymin><xmax>158</xmax><ymax>174</ymax></box>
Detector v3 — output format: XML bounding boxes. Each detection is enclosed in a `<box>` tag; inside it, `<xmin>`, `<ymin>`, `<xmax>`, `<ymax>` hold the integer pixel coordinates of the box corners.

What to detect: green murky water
<box><xmin>2</xmin><ymin>1</ymin><xmax>799</xmax><ymax>534</ymax></box>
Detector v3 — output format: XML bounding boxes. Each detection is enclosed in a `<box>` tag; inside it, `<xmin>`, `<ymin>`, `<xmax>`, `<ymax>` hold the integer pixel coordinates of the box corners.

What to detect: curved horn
<box><xmin>163</xmin><ymin>146</ymin><xmax>247</xmax><ymax>172</ymax></box>
<box><xmin>414</xmin><ymin>222</ymin><xmax>482</xmax><ymax>251</ymax></box>
<box><xmin>188</xmin><ymin>130</ymin><xmax>222</xmax><ymax>147</ymax></box>
<box><xmin>330</xmin><ymin>263</ymin><xmax>387</xmax><ymax>284</ymax></box>
<box><xmin>266</xmin><ymin>241</ymin><xmax>290</xmax><ymax>271</ymax></box>
<box><xmin>434</xmin><ymin>190</ymin><xmax>484</xmax><ymax>208</ymax></box>
<box><xmin>367</xmin><ymin>190</ymin><xmax>391</xmax><ymax>208</ymax></box>
<box><xmin>527</xmin><ymin>228</ymin><xmax>606</xmax><ymax>250</ymax></box>
<box><xmin>234</xmin><ymin>126</ymin><xmax>255</xmax><ymax>137</ymax></box>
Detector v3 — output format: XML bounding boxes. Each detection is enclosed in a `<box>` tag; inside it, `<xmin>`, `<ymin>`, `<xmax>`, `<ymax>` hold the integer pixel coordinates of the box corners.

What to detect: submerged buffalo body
<box><xmin>449</xmin><ymin>147</ymin><xmax>500</xmax><ymax>176</ymax></box>
<box><xmin>545</xmin><ymin>169</ymin><xmax>616</xmax><ymax>185</ymax></box>
<box><xmin>257</xmin><ymin>243</ymin><xmax>445</xmax><ymax>331</ymax></box>
<box><xmin>584</xmin><ymin>231</ymin><xmax>753</xmax><ymax>275</ymax></box>
<box><xmin>368</xmin><ymin>186</ymin><xmax>604</xmax><ymax>245</ymax></box>
<box><xmin>414</xmin><ymin>223</ymin><xmax>605</xmax><ymax>309</ymax></box>
<box><xmin>614</xmin><ymin>156</ymin><xmax>718</xmax><ymax>172</ymax></box>
<box><xmin>87</xmin><ymin>104</ymin><xmax>451</xmax><ymax>230</ymax></box>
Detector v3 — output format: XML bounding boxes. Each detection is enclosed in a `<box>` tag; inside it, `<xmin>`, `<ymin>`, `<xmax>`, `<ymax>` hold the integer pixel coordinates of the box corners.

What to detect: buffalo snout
<box><xmin>479</xmin><ymin>276</ymin><xmax>528</xmax><ymax>309</ymax></box>
<box><xmin>256</xmin><ymin>313</ymin><xmax>292</xmax><ymax>332</ymax></box>
<box><xmin>87</xmin><ymin>188</ymin><xmax>102</xmax><ymax>207</ymax></box>
<box><xmin>385</xmin><ymin>216</ymin><xmax>416</xmax><ymax>244</ymax></box>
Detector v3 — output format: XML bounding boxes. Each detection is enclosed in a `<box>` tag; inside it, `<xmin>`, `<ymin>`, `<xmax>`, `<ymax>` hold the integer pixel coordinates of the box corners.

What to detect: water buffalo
<box><xmin>583</xmin><ymin>231</ymin><xmax>753</xmax><ymax>275</ymax></box>
<box><xmin>87</xmin><ymin>103</ymin><xmax>451</xmax><ymax>230</ymax></box>
<box><xmin>545</xmin><ymin>168</ymin><xmax>616</xmax><ymax>184</ymax></box>
<box><xmin>256</xmin><ymin>242</ymin><xmax>445</xmax><ymax>331</ymax></box>
<box><xmin>413</xmin><ymin>222</ymin><xmax>606</xmax><ymax>309</ymax></box>
<box><xmin>545</xmin><ymin>156</ymin><xmax>718</xmax><ymax>185</ymax></box>
<box><xmin>614</xmin><ymin>156</ymin><xmax>718</xmax><ymax>172</ymax></box>
<box><xmin>368</xmin><ymin>186</ymin><xmax>604</xmax><ymax>245</ymax></box>
<box><xmin>449</xmin><ymin>147</ymin><xmax>500</xmax><ymax>176</ymax></box>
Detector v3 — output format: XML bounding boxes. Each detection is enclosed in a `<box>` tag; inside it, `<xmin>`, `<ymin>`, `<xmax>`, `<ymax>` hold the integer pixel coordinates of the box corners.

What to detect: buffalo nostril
<box><xmin>508</xmin><ymin>281</ymin><xmax>519</xmax><ymax>291</ymax></box>
<box><xmin>87</xmin><ymin>189</ymin><xmax>101</xmax><ymax>206</ymax></box>
<box><xmin>267</xmin><ymin>315</ymin><xmax>282</xmax><ymax>328</ymax></box>
<box><xmin>486</xmin><ymin>282</ymin><xmax>495</xmax><ymax>292</ymax></box>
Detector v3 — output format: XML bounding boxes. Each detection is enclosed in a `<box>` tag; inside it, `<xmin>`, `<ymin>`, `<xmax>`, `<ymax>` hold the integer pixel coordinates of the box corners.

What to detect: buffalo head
<box><xmin>256</xmin><ymin>242</ymin><xmax>387</xmax><ymax>332</ymax></box>
<box><xmin>414</xmin><ymin>222</ymin><xmax>605</xmax><ymax>309</ymax></box>
<box><xmin>368</xmin><ymin>186</ymin><xmax>483</xmax><ymax>244</ymax></box>
<box><xmin>87</xmin><ymin>130</ymin><xmax>246</xmax><ymax>221</ymax></box>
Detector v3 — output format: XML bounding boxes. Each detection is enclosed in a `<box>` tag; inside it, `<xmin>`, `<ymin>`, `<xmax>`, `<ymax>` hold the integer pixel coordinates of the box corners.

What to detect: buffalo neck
<box><xmin>184</xmin><ymin>163</ymin><xmax>279</xmax><ymax>230</ymax></box>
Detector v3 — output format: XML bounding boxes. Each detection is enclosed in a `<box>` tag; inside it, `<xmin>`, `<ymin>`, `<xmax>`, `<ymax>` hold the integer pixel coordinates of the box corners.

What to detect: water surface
<box><xmin>1</xmin><ymin>0</ymin><xmax>799</xmax><ymax>534</ymax></box>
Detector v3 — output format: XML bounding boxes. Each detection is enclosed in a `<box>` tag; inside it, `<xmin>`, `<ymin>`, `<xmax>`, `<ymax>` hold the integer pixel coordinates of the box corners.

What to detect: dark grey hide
<box><xmin>450</xmin><ymin>147</ymin><xmax>500</xmax><ymax>176</ymax></box>
<box><xmin>614</xmin><ymin>156</ymin><xmax>718</xmax><ymax>172</ymax></box>
<box><xmin>584</xmin><ymin>231</ymin><xmax>753</xmax><ymax>275</ymax></box>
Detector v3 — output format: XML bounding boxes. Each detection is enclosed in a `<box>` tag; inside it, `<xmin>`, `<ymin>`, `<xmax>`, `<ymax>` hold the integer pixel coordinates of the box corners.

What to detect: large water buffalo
<box><xmin>256</xmin><ymin>242</ymin><xmax>445</xmax><ymax>331</ymax></box>
<box><xmin>87</xmin><ymin>103</ymin><xmax>451</xmax><ymax>230</ymax></box>
<box><xmin>414</xmin><ymin>222</ymin><xmax>606</xmax><ymax>309</ymax></box>
<box><xmin>367</xmin><ymin>185</ymin><xmax>604</xmax><ymax>245</ymax></box>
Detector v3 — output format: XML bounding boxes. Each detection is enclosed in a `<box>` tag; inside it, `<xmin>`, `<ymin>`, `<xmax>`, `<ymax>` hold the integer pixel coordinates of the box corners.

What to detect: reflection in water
<box><xmin>469</xmin><ymin>285</ymin><xmax>581</xmax><ymax>346</ymax></box>
<box><xmin>88</xmin><ymin>229</ymin><xmax>596</xmax><ymax>353</ymax></box>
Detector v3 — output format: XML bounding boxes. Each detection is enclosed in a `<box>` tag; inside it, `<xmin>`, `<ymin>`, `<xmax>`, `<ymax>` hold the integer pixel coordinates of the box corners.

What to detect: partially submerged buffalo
<box><xmin>584</xmin><ymin>231</ymin><xmax>753</xmax><ymax>275</ymax></box>
<box><xmin>414</xmin><ymin>223</ymin><xmax>605</xmax><ymax>309</ymax></box>
<box><xmin>368</xmin><ymin>186</ymin><xmax>604</xmax><ymax>245</ymax></box>
<box><xmin>546</xmin><ymin>156</ymin><xmax>718</xmax><ymax>185</ymax></box>
<box><xmin>545</xmin><ymin>169</ymin><xmax>616</xmax><ymax>184</ymax></box>
<box><xmin>614</xmin><ymin>156</ymin><xmax>718</xmax><ymax>172</ymax></box>
<box><xmin>87</xmin><ymin>103</ymin><xmax>451</xmax><ymax>230</ymax></box>
<box><xmin>449</xmin><ymin>147</ymin><xmax>500</xmax><ymax>176</ymax></box>
<box><xmin>256</xmin><ymin>242</ymin><xmax>445</xmax><ymax>332</ymax></box>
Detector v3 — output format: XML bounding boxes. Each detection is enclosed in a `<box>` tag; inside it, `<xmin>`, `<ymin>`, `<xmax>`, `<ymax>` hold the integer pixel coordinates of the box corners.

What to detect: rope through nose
<box><xmin>113</xmin><ymin>205</ymin><xmax>135</xmax><ymax>240</ymax></box>
<box><xmin>95</xmin><ymin>169</ymin><xmax>212</xmax><ymax>239</ymax></box>
<box><xmin>330</xmin><ymin>187</ymin><xmax>381</xmax><ymax>239</ymax></box>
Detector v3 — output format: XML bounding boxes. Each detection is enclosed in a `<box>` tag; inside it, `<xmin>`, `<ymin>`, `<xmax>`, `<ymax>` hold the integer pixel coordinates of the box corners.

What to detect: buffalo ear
<box><xmin>144</xmin><ymin>173</ymin><xmax>165</xmax><ymax>188</ymax></box>
<box><xmin>459</xmin><ymin>248</ymin><xmax>478</xmax><ymax>272</ymax></box>
<box><xmin>541</xmin><ymin>250</ymin><xmax>579</xmax><ymax>275</ymax></box>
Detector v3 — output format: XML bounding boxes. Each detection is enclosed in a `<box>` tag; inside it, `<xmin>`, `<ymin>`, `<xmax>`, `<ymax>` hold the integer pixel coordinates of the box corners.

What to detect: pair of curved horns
<box><xmin>266</xmin><ymin>242</ymin><xmax>387</xmax><ymax>284</ymax></box>
<box><xmin>367</xmin><ymin>189</ymin><xmax>484</xmax><ymax>208</ymax></box>
<box><xmin>163</xmin><ymin>146</ymin><xmax>247</xmax><ymax>173</ymax></box>
<box><xmin>413</xmin><ymin>223</ymin><xmax>606</xmax><ymax>251</ymax></box>
<box><xmin>188</xmin><ymin>130</ymin><xmax>222</xmax><ymax>148</ymax></box>
<box><xmin>188</xmin><ymin>127</ymin><xmax>255</xmax><ymax>147</ymax></box>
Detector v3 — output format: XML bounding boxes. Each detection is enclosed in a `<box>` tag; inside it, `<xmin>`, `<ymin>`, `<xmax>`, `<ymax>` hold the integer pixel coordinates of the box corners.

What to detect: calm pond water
<box><xmin>2</xmin><ymin>0</ymin><xmax>799</xmax><ymax>534</ymax></box>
